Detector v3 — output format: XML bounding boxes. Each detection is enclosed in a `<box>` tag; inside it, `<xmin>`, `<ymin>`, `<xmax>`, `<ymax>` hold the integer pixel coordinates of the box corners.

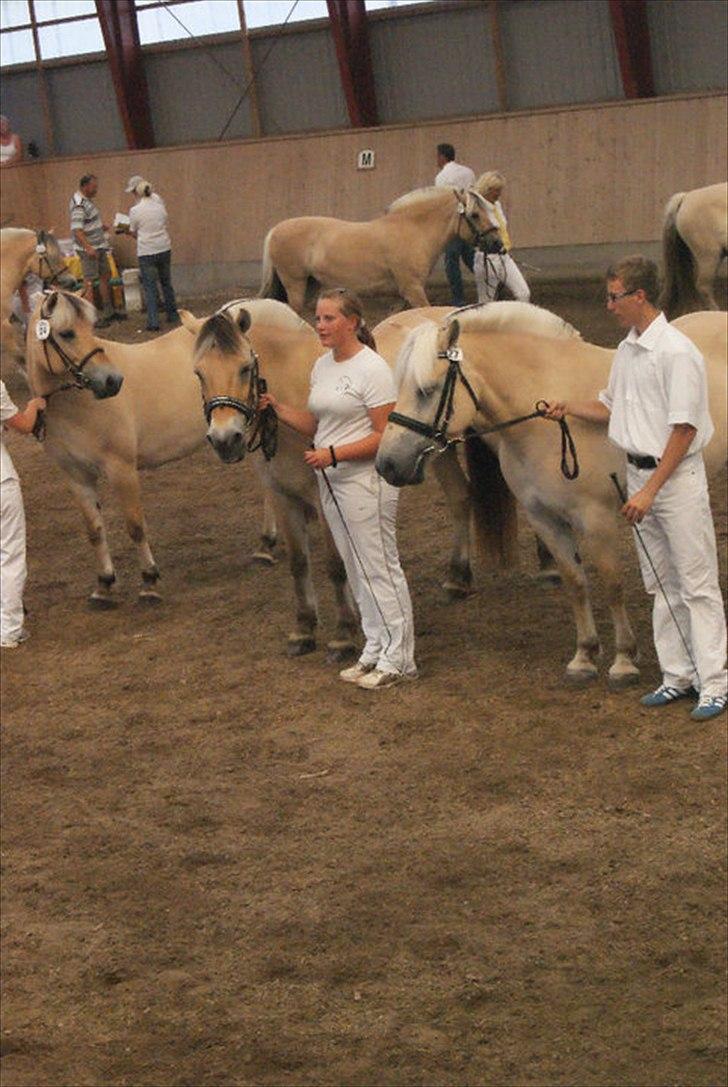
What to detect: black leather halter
<box><xmin>389</xmin><ymin>346</ymin><xmax>480</xmax><ymax>448</ymax></box>
<box><xmin>202</xmin><ymin>343</ymin><xmax>278</xmax><ymax>461</ymax></box>
<box><xmin>458</xmin><ymin>198</ymin><xmax>504</xmax><ymax>254</ymax></box>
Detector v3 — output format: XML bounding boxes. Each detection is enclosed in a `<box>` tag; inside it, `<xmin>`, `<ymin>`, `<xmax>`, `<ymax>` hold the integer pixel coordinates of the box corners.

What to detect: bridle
<box><xmin>388</xmin><ymin>343</ymin><xmax>579</xmax><ymax>480</ymax></box>
<box><xmin>32</xmin><ymin>232</ymin><xmax>67</xmax><ymax>288</ymax></box>
<box><xmin>457</xmin><ymin>193</ymin><xmax>504</xmax><ymax>254</ymax></box>
<box><xmin>200</xmin><ymin>315</ymin><xmax>278</xmax><ymax>460</ymax></box>
<box><xmin>31</xmin><ymin>300</ymin><xmax>107</xmax><ymax>440</ymax></box>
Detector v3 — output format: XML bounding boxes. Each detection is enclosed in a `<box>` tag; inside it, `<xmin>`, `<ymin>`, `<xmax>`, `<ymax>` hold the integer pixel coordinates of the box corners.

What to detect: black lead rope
<box><xmin>469</xmin><ymin>400</ymin><xmax>579</xmax><ymax>481</ymax></box>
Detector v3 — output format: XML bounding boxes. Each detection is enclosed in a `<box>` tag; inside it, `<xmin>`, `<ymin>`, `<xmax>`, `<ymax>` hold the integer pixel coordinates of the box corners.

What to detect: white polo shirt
<box><xmin>435</xmin><ymin>161</ymin><xmax>476</xmax><ymax>189</ymax></box>
<box><xmin>598</xmin><ymin>312</ymin><xmax>714</xmax><ymax>459</ymax></box>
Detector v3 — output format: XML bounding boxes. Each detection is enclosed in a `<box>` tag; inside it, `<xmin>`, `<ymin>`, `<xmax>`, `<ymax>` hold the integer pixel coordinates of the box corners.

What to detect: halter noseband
<box><xmin>389</xmin><ymin>345</ymin><xmax>480</xmax><ymax>448</ymax></box>
<box><xmin>42</xmin><ymin>333</ymin><xmax>105</xmax><ymax>391</ymax></box>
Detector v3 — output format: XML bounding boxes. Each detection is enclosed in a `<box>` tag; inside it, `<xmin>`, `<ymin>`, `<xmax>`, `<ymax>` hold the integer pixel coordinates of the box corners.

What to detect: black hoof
<box><xmin>88</xmin><ymin>593</ymin><xmax>118</xmax><ymax>610</ymax></box>
<box><xmin>326</xmin><ymin>644</ymin><xmax>357</xmax><ymax>664</ymax></box>
<box><xmin>137</xmin><ymin>590</ymin><xmax>162</xmax><ymax>606</ymax></box>
<box><xmin>442</xmin><ymin>582</ymin><xmax>474</xmax><ymax>601</ymax></box>
<box><xmin>607</xmin><ymin>671</ymin><xmax>641</xmax><ymax>691</ymax></box>
<box><xmin>564</xmin><ymin>669</ymin><xmax>598</xmax><ymax>687</ymax></box>
<box><xmin>287</xmin><ymin>637</ymin><xmax>316</xmax><ymax>657</ymax></box>
<box><xmin>535</xmin><ymin>570</ymin><xmax>562</xmax><ymax>588</ymax></box>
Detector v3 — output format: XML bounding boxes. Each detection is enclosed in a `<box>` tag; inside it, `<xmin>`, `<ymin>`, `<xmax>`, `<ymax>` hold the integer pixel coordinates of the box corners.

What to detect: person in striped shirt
<box><xmin>69</xmin><ymin>174</ymin><xmax>124</xmax><ymax>329</ymax></box>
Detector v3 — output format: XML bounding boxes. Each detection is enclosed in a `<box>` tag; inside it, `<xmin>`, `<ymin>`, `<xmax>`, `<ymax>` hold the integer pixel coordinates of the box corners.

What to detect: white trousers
<box><xmin>1</xmin><ymin>476</ymin><xmax>27</xmax><ymax>642</ymax></box>
<box><xmin>473</xmin><ymin>251</ymin><xmax>530</xmax><ymax>304</ymax></box>
<box><xmin>628</xmin><ymin>457</ymin><xmax>727</xmax><ymax>698</ymax></box>
<box><xmin>318</xmin><ymin>464</ymin><xmax>416</xmax><ymax>676</ymax></box>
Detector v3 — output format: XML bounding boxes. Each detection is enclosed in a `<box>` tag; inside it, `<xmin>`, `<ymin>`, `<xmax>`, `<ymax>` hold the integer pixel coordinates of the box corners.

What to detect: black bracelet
<box><xmin>329</xmin><ymin>445</ymin><xmax>337</xmax><ymax>467</ymax></box>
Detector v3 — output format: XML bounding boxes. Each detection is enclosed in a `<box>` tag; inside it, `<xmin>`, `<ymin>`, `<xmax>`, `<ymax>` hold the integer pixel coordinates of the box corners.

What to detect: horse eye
<box><xmin>238</xmin><ymin>364</ymin><xmax>251</xmax><ymax>379</ymax></box>
<box><xmin>59</xmin><ymin>330</ymin><xmax>75</xmax><ymax>341</ymax></box>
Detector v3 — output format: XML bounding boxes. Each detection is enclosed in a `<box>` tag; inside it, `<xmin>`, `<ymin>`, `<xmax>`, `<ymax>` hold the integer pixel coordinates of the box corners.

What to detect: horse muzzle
<box><xmin>376</xmin><ymin>447</ymin><xmax>426</xmax><ymax>487</ymax></box>
<box><xmin>207</xmin><ymin>427</ymin><xmax>246</xmax><ymax>464</ymax></box>
<box><xmin>89</xmin><ymin>368</ymin><xmax>124</xmax><ymax>399</ymax></box>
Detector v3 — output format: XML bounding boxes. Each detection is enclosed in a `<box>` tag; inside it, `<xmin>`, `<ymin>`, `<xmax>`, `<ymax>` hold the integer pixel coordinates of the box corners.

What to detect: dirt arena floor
<box><xmin>1</xmin><ymin>281</ymin><xmax>726</xmax><ymax>1087</ymax></box>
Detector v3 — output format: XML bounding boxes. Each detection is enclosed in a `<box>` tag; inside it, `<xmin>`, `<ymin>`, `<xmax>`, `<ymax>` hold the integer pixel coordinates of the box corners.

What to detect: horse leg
<box><xmin>251</xmin><ymin>488</ymin><xmax>278</xmax><ymax>566</ymax></box>
<box><xmin>275</xmin><ymin>495</ymin><xmax>318</xmax><ymax>656</ymax></box>
<box><xmin>105</xmin><ymin>456</ymin><xmax>161</xmax><ymax>604</ymax></box>
<box><xmin>393</xmin><ymin>275</ymin><xmax>429</xmax><ymax>309</ymax></box>
<box><xmin>277</xmin><ymin>273</ymin><xmax>307</xmax><ymax>314</ymax></box>
<box><xmin>524</xmin><ymin>502</ymin><xmax>601</xmax><ymax>684</ymax></box>
<box><xmin>588</xmin><ymin>535</ymin><xmax>640</xmax><ymax>689</ymax></box>
<box><xmin>65</xmin><ymin>472</ymin><xmax>118</xmax><ymax>608</ymax></box>
<box><xmin>535</xmin><ymin>536</ymin><xmax>562</xmax><ymax>588</ymax></box>
<box><xmin>432</xmin><ymin>447</ymin><xmax>474</xmax><ymax>598</ymax></box>
<box><xmin>320</xmin><ymin>519</ymin><xmax>359</xmax><ymax>662</ymax></box>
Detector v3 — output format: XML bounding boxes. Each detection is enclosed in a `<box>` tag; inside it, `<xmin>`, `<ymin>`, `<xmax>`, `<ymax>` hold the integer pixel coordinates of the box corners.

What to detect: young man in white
<box><xmin>472</xmin><ymin>171</ymin><xmax>530</xmax><ymax>304</ymax></box>
<box><xmin>545</xmin><ymin>255</ymin><xmax>726</xmax><ymax>721</ymax></box>
<box><xmin>434</xmin><ymin>143</ymin><xmax>476</xmax><ymax>308</ymax></box>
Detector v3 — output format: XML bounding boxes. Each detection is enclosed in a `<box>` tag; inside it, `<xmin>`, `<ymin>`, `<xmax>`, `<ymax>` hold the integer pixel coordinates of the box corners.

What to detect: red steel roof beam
<box><xmin>609</xmin><ymin>0</ymin><xmax>655</xmax><ymax>99</ymax></box>
<box><xmin>96</xmin><ymin>0</ymin><xmax>155</xmax><ymax>149</ymax></box>
<box><xmin>326</xmin><ymin>0</ymin><xmax>379</xmax><ymax>128</ymax></box>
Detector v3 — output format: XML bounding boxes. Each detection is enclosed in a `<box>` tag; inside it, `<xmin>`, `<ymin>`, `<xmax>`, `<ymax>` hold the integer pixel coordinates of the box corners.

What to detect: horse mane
<box><xmin>452</xmin><ymin>300</ymin><xmax>582</xmax><ymax>340</ymax></box>
<box><xmin>1</xmin><ymin>226</ymin><xmax>35</xmax><ymax>241</ymax></box>
<box><xmin>217</xmin><ymin>297</ymin><xmax>311</xmax><ymax>333</ymax></box>
<box><xmin>387</xmin><ymin>187</ymin><xmax>450</xmax><ymax>213</ymax></box>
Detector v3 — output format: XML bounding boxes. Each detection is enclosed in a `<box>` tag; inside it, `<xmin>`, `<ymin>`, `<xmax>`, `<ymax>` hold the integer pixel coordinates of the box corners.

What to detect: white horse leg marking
<box><xmin>587</xmin><ymin>533</ymin><xmax>640</xmax><ymax>689</ymax></box>
<box><xmin>65</xmin><ymin>473</ymin><xmax>117</xmax><ymax>607</ymax></box>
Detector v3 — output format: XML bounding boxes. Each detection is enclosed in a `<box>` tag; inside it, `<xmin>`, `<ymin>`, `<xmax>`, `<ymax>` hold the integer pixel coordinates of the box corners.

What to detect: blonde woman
<box><xmin>260</xmin><ymin>289</ymin><xmax>417</xmax><ymax>689</ymax></box>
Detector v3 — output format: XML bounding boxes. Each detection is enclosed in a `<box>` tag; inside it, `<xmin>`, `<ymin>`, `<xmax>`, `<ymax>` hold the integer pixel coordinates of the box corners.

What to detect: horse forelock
<box><xmin>400</xmin><ymin>323</ymin><xmax>440</xmax><ymax>393</ymax></box>
<box><xmin>452</xmin><ymin>301</ymin><xmax>582</xmax><ymax>340</ymax></box>
<box><xmin>195</xmin><ymin>312</ymin><xmax>243</xmax><ymax>358</ymax></box>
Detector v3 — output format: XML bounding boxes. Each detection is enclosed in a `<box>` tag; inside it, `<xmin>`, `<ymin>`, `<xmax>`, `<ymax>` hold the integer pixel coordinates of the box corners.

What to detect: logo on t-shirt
<box><xmin>335</xmin><ymin>375</ymin><xmax>358</xmax><ymax>398</ymax></box>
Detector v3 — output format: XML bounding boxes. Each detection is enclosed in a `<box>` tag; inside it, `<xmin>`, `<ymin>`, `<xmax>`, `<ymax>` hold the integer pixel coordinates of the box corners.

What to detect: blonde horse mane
<box><xmin>387</xmin><ymin>187</ymin><xmax>451</xmax><ymax>213</ymax></box>
<box><xmin>216</xmin><ymin>297</ymin><xmax>311</xmax><ymax>333</ymax></box>
<box><xmin>452</xmin><ymin>300</ymin><xmax>582</xmax><ymax>340</ymax></box>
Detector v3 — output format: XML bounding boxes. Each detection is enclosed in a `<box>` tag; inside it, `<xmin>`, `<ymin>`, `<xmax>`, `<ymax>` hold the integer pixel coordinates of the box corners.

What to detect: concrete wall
<box><xmin>1</xmin><ymin>92</ymin><xmax>725</xmax><ymax>294</ymax></box>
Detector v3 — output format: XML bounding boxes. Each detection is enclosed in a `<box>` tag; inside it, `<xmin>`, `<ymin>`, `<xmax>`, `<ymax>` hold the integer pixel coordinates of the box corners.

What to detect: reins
<box><xmin>388</xmin><ymin>346</ymin><xmax>579</xmax><ymax>481</ymax></box>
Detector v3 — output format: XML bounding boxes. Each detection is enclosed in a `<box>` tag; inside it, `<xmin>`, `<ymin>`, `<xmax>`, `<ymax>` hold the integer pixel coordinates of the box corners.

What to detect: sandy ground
<box><xmin>1</xmin><ymin>281</ymin><xmax>726</xmax><ymax>1087</ymax></box>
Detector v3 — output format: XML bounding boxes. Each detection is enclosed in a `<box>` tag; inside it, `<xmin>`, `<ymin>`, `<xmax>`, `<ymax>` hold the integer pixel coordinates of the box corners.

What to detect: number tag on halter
<box><xmin>446</xmin><ymin>347</ymin><xmax>463</xmax><ymax>362</ymax></box>
<box><xmin>35</xmin><ymin>243</ymin><xmax>47</xmax><ymax>254</ymax></box>
<box><xmin>35</xmin><ymin>318</ymin><xmax>51</xmax><ymax>341</ymax></box>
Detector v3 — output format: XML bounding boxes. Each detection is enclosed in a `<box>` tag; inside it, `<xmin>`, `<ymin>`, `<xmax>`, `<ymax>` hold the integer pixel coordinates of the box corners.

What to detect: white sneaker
<box><xmin>1</xmin><ymin>628</ymin><xmax>30</xmax><ymax>649</ymax></box>
<box><xmin>339</xmin><ymin>661</ymin><xmax>376</xmax><ymax>684</ymax></box>
<box><xmin>356</xmin><ymin>668</ymin><xmax>415</xmax><ymax>690</ymax></box>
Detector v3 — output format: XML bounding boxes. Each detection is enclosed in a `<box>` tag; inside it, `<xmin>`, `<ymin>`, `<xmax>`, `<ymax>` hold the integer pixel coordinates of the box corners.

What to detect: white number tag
<box><xmin>35</xmin><ymin>243</ymin><xmax>47</xmax><ymax>254</ymax></box>
<box><xmin>36</xmin><ymin>319</ymin><xmax>50</xmax><ymax>341</ymax></box>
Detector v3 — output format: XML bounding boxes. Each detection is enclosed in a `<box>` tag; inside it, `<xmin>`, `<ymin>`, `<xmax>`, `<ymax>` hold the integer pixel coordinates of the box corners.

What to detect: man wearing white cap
<box><xmin>123</xmin><ymin>175</ymin><xmax>180</xmax><ymax>333</ymax></box>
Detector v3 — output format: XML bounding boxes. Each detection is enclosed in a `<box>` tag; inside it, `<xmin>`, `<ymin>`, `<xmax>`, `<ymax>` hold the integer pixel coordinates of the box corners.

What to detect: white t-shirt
<box><xmin>129</xmin><ymin>193</ymin><xmax>172</xmax><ymax>257</ymax></box>
<box><xmin>308</xmin><ymin>346</ymin><xmax>397</xmax><ymax>464</ymax></box>
<box><xmin>1</xmin><ymin>380</ymin><xmax>19</xmax><ymax>483</ymax></box>
<box><xmin>435</xmin><ymin>161</ymin><xmax>476</xmax><ymax>189</ymax></box>
<box><xmin>598</xmin><ymin>312</ymin><xmax>714</xmax><ymax>458</ymax></box>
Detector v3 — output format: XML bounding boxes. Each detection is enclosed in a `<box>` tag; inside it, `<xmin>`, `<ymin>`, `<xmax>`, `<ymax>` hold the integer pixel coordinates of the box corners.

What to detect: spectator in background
<box><xmin>0</xmin><ymin>115</ymin><xmax>23</xmax><ymax>167</ymax></box>
<box><xmin>70</xmin><ymin>173</ymin><xmax>124</xmax><ymax>328</ymax></box>
<box><xmin>123</xmin><ymin>175</ymin><xmax>180</xmax><ymax>333</ymax></box>
<box><xmin>434</xmin><ymin>142</ymin><xmax>476</xmax><ymax>308</ymax></box>
<box><xmin>472</xmin><ymin>171</ymin><xmax>530</xmax><ymax>304</ymax></box>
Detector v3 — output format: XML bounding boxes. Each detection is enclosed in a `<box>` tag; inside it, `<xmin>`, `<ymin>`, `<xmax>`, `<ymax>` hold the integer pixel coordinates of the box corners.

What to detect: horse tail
<box><xmin>464</xmin><ymin>435</ymin><xmax>518</xmax><ymax>569</ymax></box>
<box><xmin>259</xmin><ymin>230</ymin><xmax>288</xmax><ymax>302</ymax></box>
<box><xmin>660</xmin><ymin>191</ymin><xmax>699</xmax><ymax>318</ymax></box>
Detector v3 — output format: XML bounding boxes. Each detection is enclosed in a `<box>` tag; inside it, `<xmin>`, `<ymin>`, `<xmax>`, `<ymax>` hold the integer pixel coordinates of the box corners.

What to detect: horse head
<box><xmin>182</xmin><ymin>305</ymin><xmax>257</xmax><ymax>464</ymax></box>
<box><xmin>456</xmin><ymin>190</ymin><xmax>504</xmax><ymax>254</ymax></box>
<box><xmin>32</xmin><ymin>230</ymin><xmax>76</xmax><ymax>289</ymax></box>
<box><xmin>26</xmin><ymin>290</ymin><xmax>123</xmax><ymax>399</ymax></box>
<box><xmin>377</xmin><ymin>316</ymin><xmax>480</xmax><ymax>487</ymax></box>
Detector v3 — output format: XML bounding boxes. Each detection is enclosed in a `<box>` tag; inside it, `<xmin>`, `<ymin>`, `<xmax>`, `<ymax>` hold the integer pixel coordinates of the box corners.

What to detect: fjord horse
<box><xmin>661</xmin><ymin>182</ymin><xmax>727</xmax><ymax>316</ymax></box>
<box><xmin>1</xmin><ymin>227</ymin><xmax>73</xmax><ymax>360</ymax></box>
<box><xmin>376</xmin><ymin>306</ymin><xmax>727</xmax><ymax>686</ymax></box>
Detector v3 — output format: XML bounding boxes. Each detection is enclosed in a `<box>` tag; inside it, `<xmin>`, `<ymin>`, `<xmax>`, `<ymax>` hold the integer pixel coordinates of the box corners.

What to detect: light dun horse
<box><xmin>1</xmin><ymin>227</ymin><xmax>73</xmax><ymax>358</ymax></box>
<box><xmin>376</xmin><ymin>306</ymin><xmax>727</xmax><ymax>686</ymax></box>
<box><xmin>182</xmin><ymin>299</ymin><xmax>580</xmax><ymax>656</ymax></box>
<box><xmin>259</xmin><ymin>185</ymin><xmax>502</xmax><ymax>312</ymax></box>
<box><xmin>24</xmin><ymin>289</ymin><xmax>278</xmax><ymax>607</ymax></box>
<box><xmin>661</xmin><ymin>182</ymin><xmax>727</xmax><ymax>316</ymax></box>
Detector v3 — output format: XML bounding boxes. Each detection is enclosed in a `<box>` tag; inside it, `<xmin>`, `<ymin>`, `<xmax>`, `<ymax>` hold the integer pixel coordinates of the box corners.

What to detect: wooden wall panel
<box><xmin>1</xmin><ymin>92</ymin><xmax>725</xmax><ymax>280</ymax></box>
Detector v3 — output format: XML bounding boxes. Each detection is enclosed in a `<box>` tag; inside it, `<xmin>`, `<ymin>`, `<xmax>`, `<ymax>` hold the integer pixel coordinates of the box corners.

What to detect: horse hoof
<box><xmin>608</xmin><ymin>671</ymin><xmax>641</xmax><ymax>691</ymax></box>
<box><xmin>535</xmin><ymin>570</ymin><xmax>562</xmax><ymax>589</ymax></box>
<box><xmin>326</xmin><ymin>644</ymin><xmax>357</xmax><ymax>664</ymax></box>
<box><xmin>287</xmin><ymin>637</ymin><xmax>316</xmax><ymax>657</ymax></box>
<box><xmin>442</xmin><ymin>582</ymin><xmax>474</xmax><ymax>601</ymax></box>
<box><xmin>251</xmin><ymin>551</ymin><xmax>278</xmax><ymax>566</ymax></box>
<box><xmin>565</xmin><ymin>669</ymin><xmax>598</xmax><ymax>687</ymax></box>
<box><xmin>138</xmin><ymin>590</ymin><xmax>162</xmax><ymax>606</ymax></box>
<box><xmin>88</xmin><ymin>593</ymin><xmax>118</xmax><ymax>610</ymax></box>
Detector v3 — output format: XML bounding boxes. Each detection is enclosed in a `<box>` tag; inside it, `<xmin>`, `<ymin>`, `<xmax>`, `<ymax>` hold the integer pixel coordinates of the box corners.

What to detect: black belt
<box><xmin>627</xmin><ymin>453</ymin><xmax>659</xmax><ymax>469</ymax></box>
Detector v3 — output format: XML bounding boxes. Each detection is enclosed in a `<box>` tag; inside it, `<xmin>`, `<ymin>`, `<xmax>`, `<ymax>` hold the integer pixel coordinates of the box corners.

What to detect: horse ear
<box><xmin>237</xmin><ymin>309</ymin><xmax>251</xmax><ymax>334</ymax></box>
<box><xmin>44</xmin><ymin>291</ymin><xmax>58</xmax><ymax>315</ymax></box>
<box><xmin>178</xmin><ymin>310</ymin><xmax>203</xmax><ymax>335</ymax></box>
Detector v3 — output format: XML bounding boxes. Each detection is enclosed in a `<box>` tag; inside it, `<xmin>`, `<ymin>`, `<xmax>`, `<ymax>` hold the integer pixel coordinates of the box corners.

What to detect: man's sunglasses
<box><xmin>606</xmin><ymin>288</ymin><xmax>639</xmax><ymax>303</ymax></box>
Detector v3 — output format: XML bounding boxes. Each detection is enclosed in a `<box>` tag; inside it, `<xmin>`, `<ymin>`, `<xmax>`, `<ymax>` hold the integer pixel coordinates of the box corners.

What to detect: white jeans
<box><xmin>628</xmin><ymin>456</ymin><xmax>727</xmax><ymax>698</ymax></box>
<box><xmin>1</xmin><ymin>476</ymin><xmax>27</xmax><ymax>642</ymax></box>
<box><xmin>473</xmin><ymin>251</ymin><xmax>530</xmax><ymax>304</ymax></box>
<box><xmin>318</xmin><ymin>464</ymin><xmax>416</xmax><ymax>676</ymax></box>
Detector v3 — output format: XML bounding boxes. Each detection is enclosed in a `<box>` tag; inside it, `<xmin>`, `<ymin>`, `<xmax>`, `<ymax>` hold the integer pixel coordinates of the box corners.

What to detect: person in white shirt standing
<box><xmin>259</xmin><ymin>288</ymin><xmax>417</xmax><ymax>689</ymax></box>
<box><xmin>472</xmin><ymin>171</ymin><xmax>530</xmax><ymax>305</ymax></box>
<box><xmin>1</xmin><ymin>381</ymin><xmax>45</xmax><ymax>649</ymax></box>
<box><xmin>545</xmin><ymin>255</ymin><xmax>726</xmax><ymax>721</ymax></box>
<box><xmin>434</xmin><ymin>143</ymin><xmax>476</xmax><ymax>308</ymax></box>
<box><xmin>124</xmin><ymin>175</ymin><xmax>180</xmax><ymax>333</ymax></box>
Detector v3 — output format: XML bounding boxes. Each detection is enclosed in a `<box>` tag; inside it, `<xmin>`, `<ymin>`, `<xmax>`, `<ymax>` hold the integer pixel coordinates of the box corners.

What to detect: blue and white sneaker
<box><xmin>691</xmin><ymin>694</ymin><xmax>727</xmax><ymax>721</ymax></box>
<box><xmin>640</xmin><ymin>684</ymin><xmax>696</xmax><ymax>708</ymax></box>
